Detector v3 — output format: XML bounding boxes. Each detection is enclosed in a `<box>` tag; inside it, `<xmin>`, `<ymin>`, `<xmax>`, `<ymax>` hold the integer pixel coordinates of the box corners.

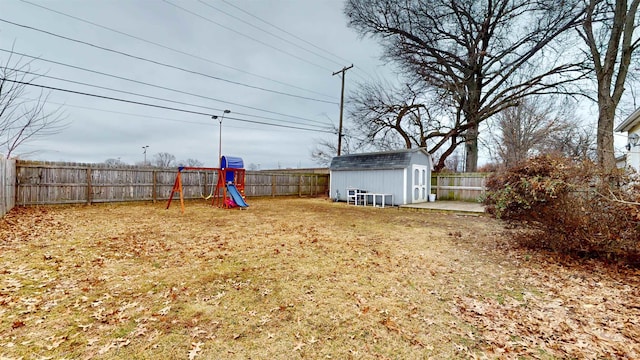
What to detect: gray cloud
<box><xmin>1</xmin><ymin>0</ymin><xmax>388</xmax><ymax>169</ymax></box>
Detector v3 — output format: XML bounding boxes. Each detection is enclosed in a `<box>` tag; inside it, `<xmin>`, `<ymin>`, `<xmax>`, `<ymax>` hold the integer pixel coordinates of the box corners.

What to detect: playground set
<box><xmin>166</xmin><ymin>156</ymin><xmax>248</xmax><ymax>213</ymax></box>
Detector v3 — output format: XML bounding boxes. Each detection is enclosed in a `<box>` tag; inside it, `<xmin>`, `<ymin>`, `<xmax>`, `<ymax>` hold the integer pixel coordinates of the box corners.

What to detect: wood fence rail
<box><xmin>15</xmin><ymin>161</ymin><xmax>329</xmax><ymax>206</ymax></box>
<box><xmin>431</xmin><ymin>172</ymin><xmax>487</xmax><ymax>202</ymax></box>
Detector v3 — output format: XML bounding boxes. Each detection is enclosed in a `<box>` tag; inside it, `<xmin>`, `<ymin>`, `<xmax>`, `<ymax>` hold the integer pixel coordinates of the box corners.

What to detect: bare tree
<box><xmin>487</xmin><ymin>97</ymin><xmax>595</xmax><ymax>167</ymax></box>
<box><xmin>349</xmin><ymin>82</ymin><xmax>468</xmax><ymax>170</ymax></box>
<box><xmin>177</xmin><ymin>158</ymin><xmax>204</xmax><ymax>167</ymax></box>
<box><xmin>311</xmin><ymin>125</ymin><xmax>366</xmax><ymax>166</ymax></box>
<box><xmin>494</xmin><ymin>98</ymin><xmax>576</xmax><ymax>167</ymax></box>
<box><xmin>0</xmin><ymin>51</ymin><xmax>67</xmax><ymax>158</ymax></box>
<box><xmin>345</xmin><ymin>0</ymin><xmax>587</xmax><ymax>171</ymax></box>
<box><xmin>544</xmin><ymin>125</ymin><xmax>597</xmax><ymax>160</ymax></box>
<box><xmin>104</xmin><ymin>158</ymin><xmax>127</xmax><ymax>167</ymax></box>
<box><xmin>247</xmin><ymin>163</ymin><xmax>259</xmax><ymax>171</ymax></box>
<box><xmin>153</xmin><ymin>152</ymin><xmax>176</xmax><ymax>167</ymax></box>
<box><xmin>311</xmin><ymin>141</ymin><xmax>338</xmax><ymax>167</ymax></box>
<box><xmin>443</xmin><ymin>151</ymin><xmax>465</xmax><ymax>172</ymax></box>
<box><xmin>578</xmin><ymin>0</ymin><xmax>640</xmax><ymax>170</ymax></box>
<box><xmin>346</xmin><ymin>79</ymin><xmax>466</xmax><ymax>171</ymax></box>
<box><xmin>348</xmin><ymin>81</ymin><xmax>427</xmax><ymax>150</ymax></box>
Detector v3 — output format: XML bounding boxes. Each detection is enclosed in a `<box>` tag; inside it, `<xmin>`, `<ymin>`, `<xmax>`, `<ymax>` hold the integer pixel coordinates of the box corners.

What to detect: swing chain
<box><xmin>197</xmin><ymin>171</ymin><xmax>216</xmax><ymax>200</ymax></box>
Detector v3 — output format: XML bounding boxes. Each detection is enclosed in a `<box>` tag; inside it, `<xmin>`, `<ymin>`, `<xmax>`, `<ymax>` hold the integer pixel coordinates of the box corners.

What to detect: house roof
<box><xmin>329</xmin><ymin>148</ymin><xmax>429</xmax><ymax>171</ymax></box>
<box><xmin>615</xmin><ymin>107</ymin><xmax>640</xmax><ymax>132</ymax></box>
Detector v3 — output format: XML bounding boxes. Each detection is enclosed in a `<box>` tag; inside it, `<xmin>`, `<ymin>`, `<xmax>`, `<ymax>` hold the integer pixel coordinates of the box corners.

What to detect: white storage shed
<box><xmin>329</xmin><ymin>148</ymin><xmax>433</xmax><ymax>206</ymax></box>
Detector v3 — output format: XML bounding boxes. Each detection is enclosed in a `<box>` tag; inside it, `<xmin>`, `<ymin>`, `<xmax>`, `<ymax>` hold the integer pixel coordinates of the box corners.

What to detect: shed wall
<box><xmin>409</xmin><ymin>150</ymin><xmax>432</xmax><ymax>167</ymax></box>
<box><xmin>330</xmin><ymin>169</ymin><xmax>405</xmax><ymax>205</ymax></box>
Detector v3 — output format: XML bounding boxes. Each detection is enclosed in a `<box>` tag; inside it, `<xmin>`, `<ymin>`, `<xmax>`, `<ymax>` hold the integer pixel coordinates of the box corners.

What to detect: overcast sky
<box><xmin>0</xmin><ymin>0</ymin><xmax>391</xmax><ymax>169</ymax></box>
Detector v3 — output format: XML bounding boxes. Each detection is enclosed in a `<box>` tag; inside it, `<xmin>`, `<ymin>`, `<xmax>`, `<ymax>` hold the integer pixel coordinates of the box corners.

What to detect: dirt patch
<box><xmin>0</xmin><ymin>198</ymin><xmax>638</xmax><ymax>359</ymax></box>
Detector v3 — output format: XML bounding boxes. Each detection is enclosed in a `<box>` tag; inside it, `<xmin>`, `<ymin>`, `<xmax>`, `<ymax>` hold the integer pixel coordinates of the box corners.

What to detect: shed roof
<box><xmin>329</xmin><ymin>148</ymin><xmax>429</xmax><ymax>171</ymax></box>
<box><xmin>615</xmin><ymin>107</ymin><xmax>640</xmax><ymax>132</ymax></box>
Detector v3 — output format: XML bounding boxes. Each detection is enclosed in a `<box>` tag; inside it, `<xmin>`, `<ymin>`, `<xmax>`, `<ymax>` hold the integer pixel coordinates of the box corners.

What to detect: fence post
<box><xmin>86</xmin><ymin>166</ymin><xmax>92</xmax><ymax>205</ymax></box>
<box><xmin>152</xmin><ymin>170</ymin><xmax>157</xmax><ymax>203</ymax></box>
<box><xmin>271</xmin><ymin>175</ymin><xmax>276</xmax><ymax>197</ymax></box>
<box><xmin>298</xmin><ymin>175</ymin><xmax>302</xmax><ymax>197</ymax></box>
<box><xmin>0</xmin><ymin>158</ymin><xmax>5</xmax><ymax>216</ymax></box>
<box><xmin>13</xmin><ymin>160</ymin><xmax>17</xmax><ymax>208</ymax></box>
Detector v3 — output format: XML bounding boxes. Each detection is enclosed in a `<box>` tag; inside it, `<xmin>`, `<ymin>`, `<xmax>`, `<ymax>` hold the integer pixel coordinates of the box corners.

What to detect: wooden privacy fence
<box><xmin>431</xmin><ymin>172</ymin><xmax>487</xmax><ymax>202</ymax></box>
<box><xmin>9</xmin><ymin>160</ymin><xmax>486</xmax><ymax>207</ymax></box>
<box><xmin>1</xmin><ymin>157</ymin><xmax>16</xmax><ymax>217</ymax></box>
<box><xmin>15</xmin><ymin>161</ymin><xmax>329</xmax><ymax>206</ymax></box>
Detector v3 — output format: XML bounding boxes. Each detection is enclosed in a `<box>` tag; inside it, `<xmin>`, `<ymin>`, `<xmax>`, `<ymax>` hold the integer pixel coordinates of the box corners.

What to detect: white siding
<box><xmin>628</xmin><ymin>126</ymin><xmax>640</xmax><ymax>171</ymax></box>
<box><xmin>409</xmin><ymin>150</ymin><xmax>432</xmax><ymax>168</ymax></box>
<box><xmin>330</xmin><ymin>169</ymin><xmax>405</xmax><ymax>205</ymax></box>
<box><xmin>329</xmin><ymin>149</ymin><xmax>432</xmax><ymax>206</ymax></box>
<box><xmin>402</xmin><ymin>168</ymin><xmax>407</xmax><ymax>204</ymax></box>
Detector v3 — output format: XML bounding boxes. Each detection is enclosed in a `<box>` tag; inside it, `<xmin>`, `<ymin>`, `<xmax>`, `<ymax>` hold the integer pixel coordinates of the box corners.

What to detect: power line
<box><xmin>6</xmin><ymin>68</ymin><xmax>326</xmax><ymax>128</ymax></box>
<box><xmin>7</xmin><ymin>68</ymin><xmax>332</xmax><ymax>130</ymax></box>
<box><xmin>1</xmin><ymin>77</ymin><xmax>335</xmax><ymax>134</ymax></box>
<box><xmin>218</xmin><ymin>0</ymin><xmax>376</xmax><ymax>83</ymax></box>
<box><xmin>219</xmin><ymin>0</ymin><xmax>352</xmax><ymax>66</ymax></box>
<box><xmin>20</xmin><ymin>96</ymin><xmax>297</xmax><ymax>132</ymax></box>
<box><xmin>0</xmin><ymin>18</ymin><xmax>338</xmax><ymax>105</ymax></box>
<box><xmin>197</xmin><ymin>0</ymin><xmax>345</xmax><ymax>68</ymax></box>
<box><xmin>0</xmin><ymin>48</ymin><xmax>332</xmax><ymax>127</ymax></box>
<box><xmin>161</xmin><ymin>0</ymin><xmax>335</xmax><ymax>73</ymax></box>
<box><xmin>17</xmin><ymin>0</ymin><xmax>336</xmax><ymax>100</ymax></box>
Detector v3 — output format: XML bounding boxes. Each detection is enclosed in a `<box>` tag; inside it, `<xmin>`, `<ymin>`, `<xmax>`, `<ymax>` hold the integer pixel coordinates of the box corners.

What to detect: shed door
<box><xmin>412</xmin><ymin>165</ymin><xmax>428</xmax><ymax>203</ymax></box>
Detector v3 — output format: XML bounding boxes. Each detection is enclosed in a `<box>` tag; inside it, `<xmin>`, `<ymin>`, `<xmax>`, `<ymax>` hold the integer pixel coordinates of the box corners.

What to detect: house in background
<box><xmin>329</xmin><ymin>148</ymin><xmax>433</xmax><ymax>206</ymax></box>
<box><xmin>615</xmin><ymin>108</ymin><xmax>640</xmax><ymax>172</ymax></box>
<box><xmin>616</xmin><ymin>154</ymin><xmax>628</xmax><ymax>169</ymax></box>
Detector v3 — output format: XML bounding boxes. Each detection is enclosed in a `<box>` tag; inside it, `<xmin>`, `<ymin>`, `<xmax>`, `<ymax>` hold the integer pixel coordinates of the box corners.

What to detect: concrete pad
<box><xmin>400</xmin><ymin>200</ymin><xmax>485</xmax><ymax>213</ymax></box>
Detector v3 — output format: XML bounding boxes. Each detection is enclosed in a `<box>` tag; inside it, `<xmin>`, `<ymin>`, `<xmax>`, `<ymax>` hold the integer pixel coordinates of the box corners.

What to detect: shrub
<box><xmin>483</xmin><ymin>154</ymin><xmax>640</xmax><ymax>265</ymax></box>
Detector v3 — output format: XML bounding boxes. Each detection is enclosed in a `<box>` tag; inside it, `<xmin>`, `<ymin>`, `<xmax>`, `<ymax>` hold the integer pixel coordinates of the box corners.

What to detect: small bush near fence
<box><xmin>483</xmin><ymin>155</ymin><xmax>640</xmax><ymax>266</ymax></box>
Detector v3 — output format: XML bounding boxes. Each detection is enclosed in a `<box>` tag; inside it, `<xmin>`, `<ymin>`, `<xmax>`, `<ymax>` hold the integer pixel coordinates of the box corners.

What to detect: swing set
<box><xmin>166</xmin><ymin>156</ymin><xmax>248</xmax><ymax>213</ymax></box>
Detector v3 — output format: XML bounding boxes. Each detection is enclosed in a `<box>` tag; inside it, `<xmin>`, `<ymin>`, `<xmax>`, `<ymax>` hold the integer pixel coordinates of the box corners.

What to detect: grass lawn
<box><xmin>1</xmin><ymin>198</ymin><xmax>638</xmax><ymax>359</ymax></box>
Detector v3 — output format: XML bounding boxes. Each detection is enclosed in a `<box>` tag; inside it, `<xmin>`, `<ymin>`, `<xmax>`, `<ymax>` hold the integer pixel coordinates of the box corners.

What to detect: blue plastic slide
<box><xmin>226</xmin><ymin>184</ymin><xmax>249</xmax><ymax>208</ymax></box>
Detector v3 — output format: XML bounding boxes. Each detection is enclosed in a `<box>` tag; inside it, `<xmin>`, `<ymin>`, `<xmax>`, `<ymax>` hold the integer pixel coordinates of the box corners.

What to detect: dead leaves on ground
<box><xmin>454</xmin><ymin>257</ymin><xmax>640</xmax><ymax>359</ymax></box>
<box><xmin>1</xmin><ymin>201</ymin><xmax>640</xmax><ymax>359</ymax></box>
<box><xmin>0</xmin><ymin>206</ymin><xmax>71</xmax><ymax>245</ymax></box>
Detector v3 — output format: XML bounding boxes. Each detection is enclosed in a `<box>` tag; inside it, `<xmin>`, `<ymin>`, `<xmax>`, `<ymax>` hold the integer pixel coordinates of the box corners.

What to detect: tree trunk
<box><xmin>597</xmin><ymin>97</ymin><xmax>616</xmax><ymax>171</ymax></box>
<box><xmin>465</xmin><ymin>122</ymin><xmax>479</xmax><ymax>172</ymax></box>
<box><xmin>581</xmin><ymin>0</ymin><xmax>640</xmax><ymax>171</ymax></box>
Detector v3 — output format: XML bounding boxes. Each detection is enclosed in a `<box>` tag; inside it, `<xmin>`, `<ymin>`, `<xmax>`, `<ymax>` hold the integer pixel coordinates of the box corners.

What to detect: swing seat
<box><xmin>197</xmin><ymin>171</ymin><xmax>216</xmax><ymax>200</ymax></box>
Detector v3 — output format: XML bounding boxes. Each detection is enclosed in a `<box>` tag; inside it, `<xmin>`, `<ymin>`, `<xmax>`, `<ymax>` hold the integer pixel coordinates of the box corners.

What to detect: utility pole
<box><xmin>332</xmin><ymin>64</ymin><xmax>353</xmax><ymax>156</ymax></box>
